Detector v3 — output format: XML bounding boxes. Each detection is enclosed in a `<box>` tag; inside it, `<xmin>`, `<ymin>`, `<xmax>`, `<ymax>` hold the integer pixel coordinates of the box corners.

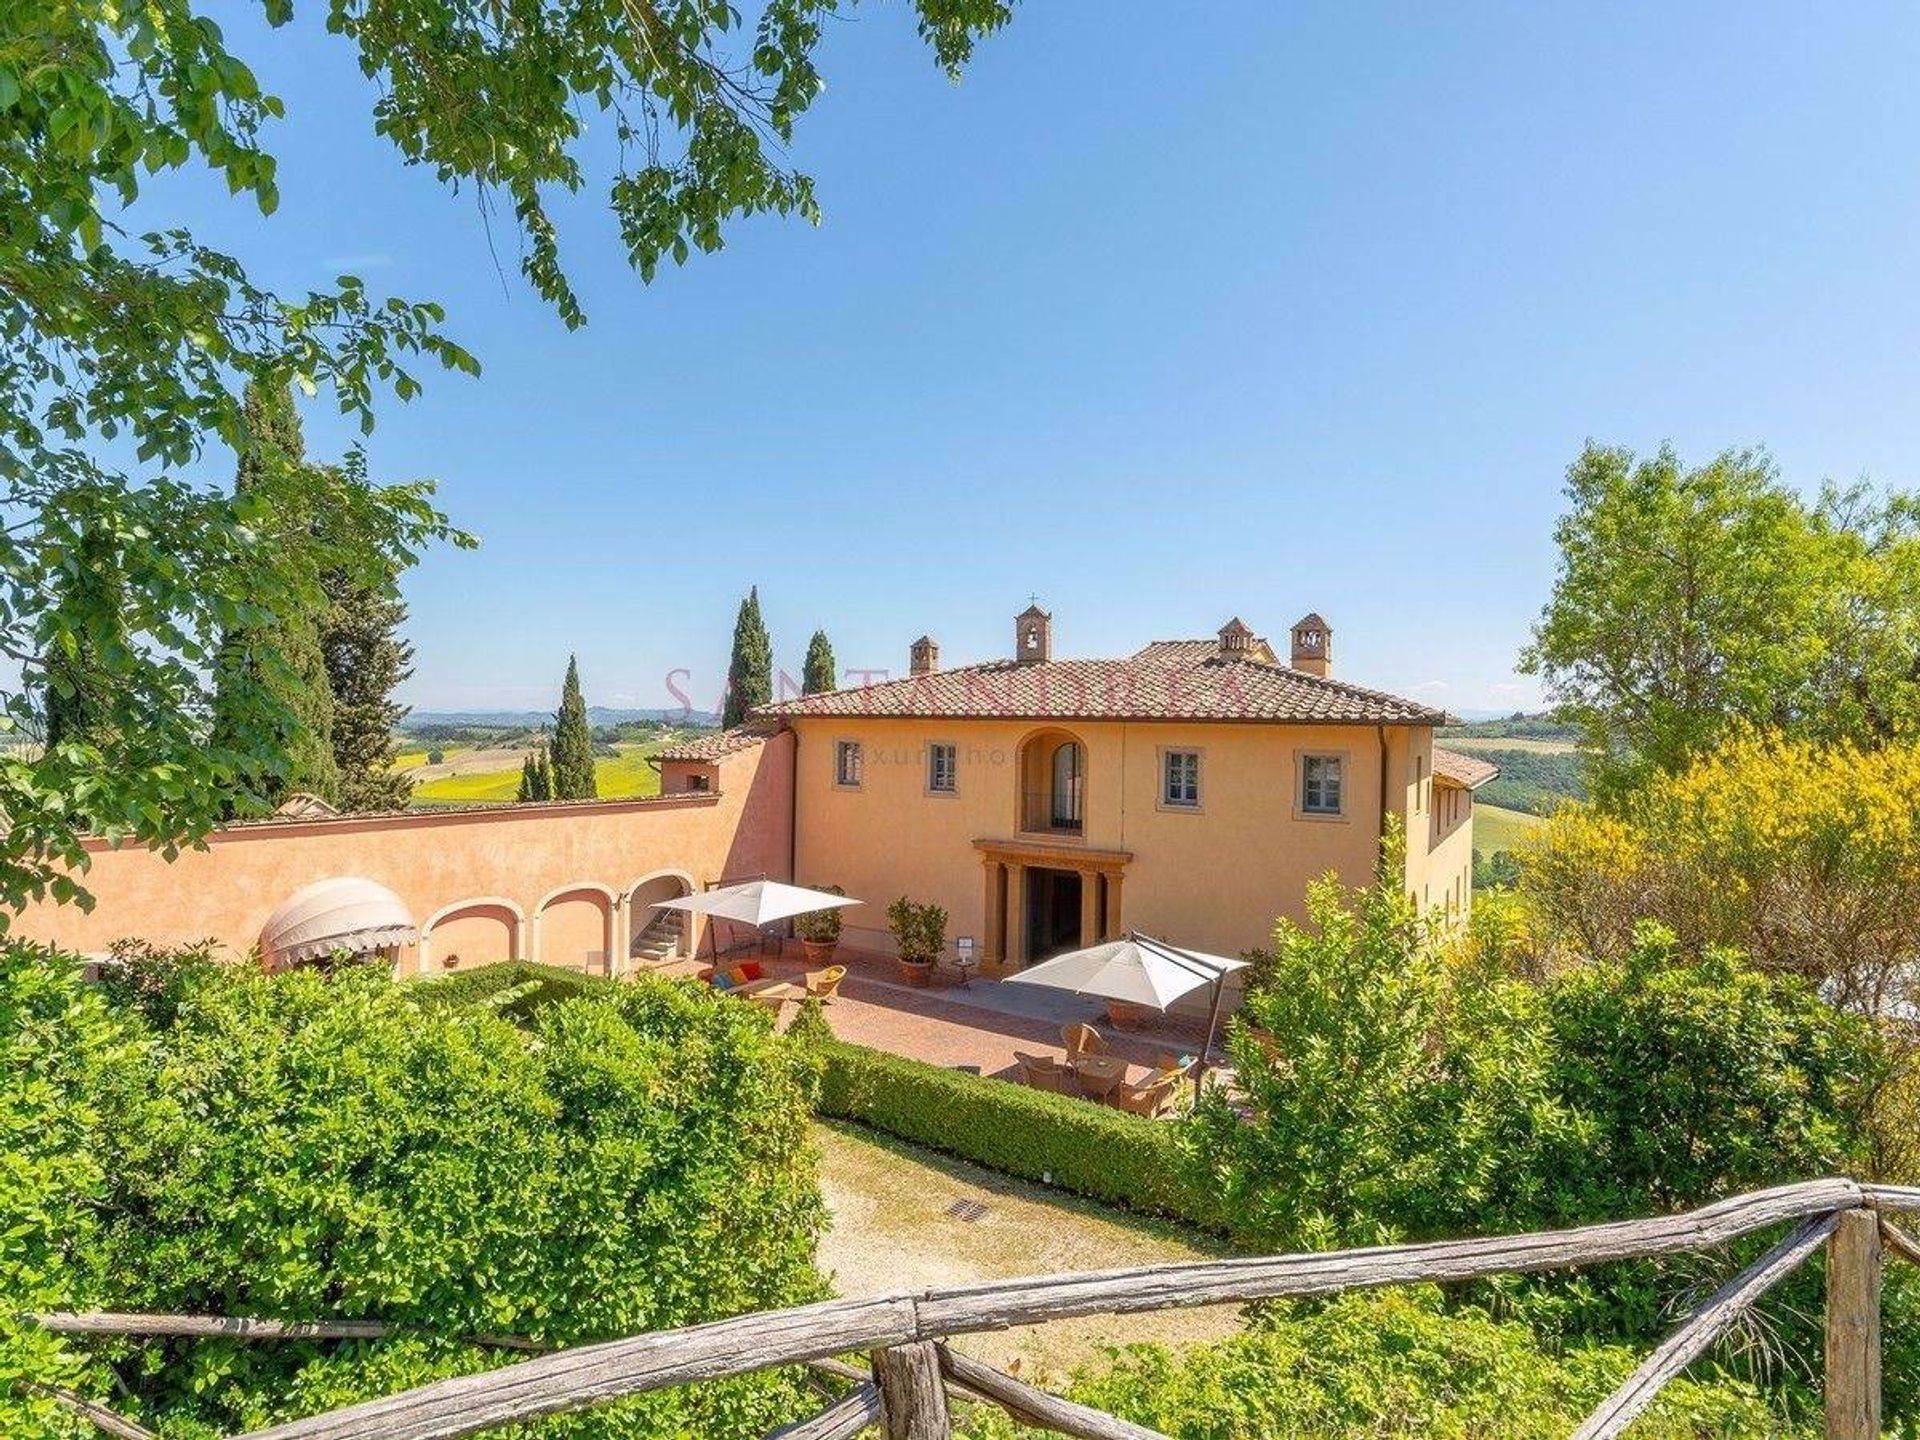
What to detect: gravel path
<box><xmin>813</xmin><ymin>1122</ymin><xmax>1244</xmax><ymax>1384</ymax></box>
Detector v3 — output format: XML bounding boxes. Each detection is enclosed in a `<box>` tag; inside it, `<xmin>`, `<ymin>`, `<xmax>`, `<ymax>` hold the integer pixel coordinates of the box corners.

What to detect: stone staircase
<box><xmin>630</xmin><ymin>911</ymin><xmax>685</xmax><ymax>964</ymax></box>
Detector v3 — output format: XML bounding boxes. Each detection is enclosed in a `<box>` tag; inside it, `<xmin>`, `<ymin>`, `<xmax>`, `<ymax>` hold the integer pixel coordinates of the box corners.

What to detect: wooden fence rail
<box><xmin>26</xmin><ymin>1176</ymin><xmax>1920</xmax><ymax>1440</ymax></box>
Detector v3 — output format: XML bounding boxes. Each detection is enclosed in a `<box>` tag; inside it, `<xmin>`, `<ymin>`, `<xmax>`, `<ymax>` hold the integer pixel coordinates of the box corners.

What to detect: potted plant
<box><xmin>795</xmin><ymin>885</ymin><xmax>845</xmax><ymax>964</ymax></box>
<box><xmin>886</xmin><ymin>896</ymin><xmax>947</xmax><ymax>988</ymax></box>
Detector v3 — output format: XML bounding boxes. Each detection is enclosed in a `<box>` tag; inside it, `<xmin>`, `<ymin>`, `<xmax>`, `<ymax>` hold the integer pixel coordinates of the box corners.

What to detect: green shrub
<box><xmin>816</xmin><ymin>1039</ymin><xmax>1219</xmax><ymax>1229</ymax></box>
<box><xmin>954</xmin><ymin>1289</ymin><xmax>1808</xmax><ymax>1439</ymax></box>
<box><xmin>0</xmin><ymin>944</ymin><xmax>147</xmax><ymax>1438</ymax></box>
<box><xmin>407</xmin><ymin>958</ymin><xmax>616</xmax><ymax>1020</ymax></box>
<box><xmin>885</xmin><ymin>896</ymin><xmax>947</xmax><ymax>963</ymax></box>
<box><xmin>1196</xmin><ymin>870</ymin><xmax>1880</xmax><ymax>1254</ymax></box>
<box><xmin>3</xmin><ymin>946</ymin><xmax>826</xmax><ymax>1438</ymax></box>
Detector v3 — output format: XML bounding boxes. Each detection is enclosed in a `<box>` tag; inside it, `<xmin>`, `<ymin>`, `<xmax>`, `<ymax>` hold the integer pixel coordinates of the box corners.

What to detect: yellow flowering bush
<box><xmin>1524</xmin><ymin>732</ymin><xmax>1920</xmax><ymax>1015</ymax></box>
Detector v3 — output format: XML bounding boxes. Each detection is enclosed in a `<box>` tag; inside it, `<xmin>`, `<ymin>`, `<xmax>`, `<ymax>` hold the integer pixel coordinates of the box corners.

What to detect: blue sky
<box><xmin>157</xmin><ymin>2</ymin><xmax>1920</xmax><ymax>715</ymax></box>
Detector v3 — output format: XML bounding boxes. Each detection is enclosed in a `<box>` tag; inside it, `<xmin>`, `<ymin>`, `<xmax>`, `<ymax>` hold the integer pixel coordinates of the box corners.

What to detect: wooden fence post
<box><xmin>872</xmin><ymin>1341</ymin><xmax>951</xmax><ymax>1440</ymax></box>
<box><xmin>1827</xmin><ymin>1207</ymin><xmax>1881</xmax><ymax>1440</ymax></box>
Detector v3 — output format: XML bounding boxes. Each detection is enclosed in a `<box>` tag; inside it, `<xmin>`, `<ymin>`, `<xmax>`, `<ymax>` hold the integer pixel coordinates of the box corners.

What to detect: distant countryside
<box><xmin>1434</xmin><ymin>714</ymin><xmax>1584</xmax><ymax>887</ymax></box>
<box><xmin>395</xmin><ymin>718</ymin><xmax>714</xmax><ymax>806</ymax></box>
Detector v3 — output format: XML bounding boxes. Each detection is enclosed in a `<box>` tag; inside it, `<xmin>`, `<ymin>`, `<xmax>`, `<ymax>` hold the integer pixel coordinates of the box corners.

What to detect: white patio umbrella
<box><xmin>651</xmin><ymin>879</ymin><xmax>861</xmax><ymax>959</ymax></box>
<box><xmin>1004</xmin><ymin>932</ymin><xmax>1248</xmax><ymax>1095</ymax></box>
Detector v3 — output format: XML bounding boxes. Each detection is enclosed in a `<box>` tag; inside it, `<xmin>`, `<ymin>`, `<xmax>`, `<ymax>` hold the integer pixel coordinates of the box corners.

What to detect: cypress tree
<box><xmin>724</xmin><ymin>585</ymin><xmax>773</xmax><ymax>727</ymax></box>
<box><xmin>801</xmin><ymin>629</ymin><xmax>836</xmax><ymax>695</ymax></box>
<box><xmin>210</xmin><ymin>381</ymin><xmax>339</xmax><ymax>810</ymax></box>
<box><xmin>517</xmin><ymin>753</ymin><xmax>537</xmax><ymax>802</ymax></box>
<box><xmin>549</xmin><ymin>655</ymin><xmax>598</xmax><ymax>800</ymax></box>
<box><xmin>42</xmin><ymin>522</ymin><xmax>126</xmax><ymax>751</ymax></box>
<box><xmin>534</xmin><ymin>750</ymin><xmax>553</xmax><ymax>801</ymax></box>
<box><xmin>317</xmin><ymin>450</ymin><xmax>415</xmax><ymax>813</ymax></box>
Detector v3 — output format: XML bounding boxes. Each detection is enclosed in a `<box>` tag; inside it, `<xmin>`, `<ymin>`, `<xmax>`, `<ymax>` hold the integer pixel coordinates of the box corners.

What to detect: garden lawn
<box><xmin>813</xmin><ymin>1121</ymin><xmax>1240</xmax><ymax>1383</ymax></box>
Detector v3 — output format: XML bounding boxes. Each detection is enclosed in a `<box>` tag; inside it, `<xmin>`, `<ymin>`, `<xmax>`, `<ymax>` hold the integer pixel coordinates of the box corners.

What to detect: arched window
<box><xmin>1050</xmin><ymin>741</ymin><xmax>1084</xmax><ymax>828</ymax></box>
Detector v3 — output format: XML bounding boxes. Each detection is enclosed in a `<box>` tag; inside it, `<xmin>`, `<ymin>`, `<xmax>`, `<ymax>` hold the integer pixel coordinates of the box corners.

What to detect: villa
<box><xmin>10</xmin><ymin>605</ymin><xmax>1495</xmax><ymax>979</ymax></box>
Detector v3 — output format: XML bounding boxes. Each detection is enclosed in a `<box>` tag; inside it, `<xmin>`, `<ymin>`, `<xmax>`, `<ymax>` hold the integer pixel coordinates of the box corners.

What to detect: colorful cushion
<box><xmin>710</xmin><ymin>972</ymin><xmax>734</xmax><ymax>990</ymax></box>
<box><xmin>739</xmin><ymin>961</ymin><xmax>764</xmax><ymax>981</ymax></box>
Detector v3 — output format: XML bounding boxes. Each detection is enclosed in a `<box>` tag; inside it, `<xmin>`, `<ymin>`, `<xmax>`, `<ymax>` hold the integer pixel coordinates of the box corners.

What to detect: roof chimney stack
<box><xmin>1290</xmin><ymin>613</ymin><xmax>1332</xmax><ymax>678</ymax></box>
<box><xmin>910</xmin><ymin>635</ymin><xmax>939</xmax><ymax>676</ymax></box>
<box><xmin>1217</xmin><ymin>617</ymin><xmax>1256</xmax><ymax>657</ymax></box>
<box><xmin>1015</xmin><ymin>603</ymin><xmax>1052</xmax><ymax>665</ymax></box>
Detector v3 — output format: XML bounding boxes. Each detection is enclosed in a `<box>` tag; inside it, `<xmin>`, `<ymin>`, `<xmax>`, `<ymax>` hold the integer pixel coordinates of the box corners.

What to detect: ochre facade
<box><xmin>10</xmin><ymin>734</ymin><xmax>795</xmax><ymax>975</ymax></box>
<box><xmin>9</xmin><ymin>611</ymin><xmax>1483</xmax><ymax>977</ymax></box>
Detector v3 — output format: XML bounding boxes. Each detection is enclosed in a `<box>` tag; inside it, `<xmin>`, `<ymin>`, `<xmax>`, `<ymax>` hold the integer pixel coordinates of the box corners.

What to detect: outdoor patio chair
<box><xmin>1062</xmin><ymin>1022</ymin><xmax>1109</xmax><ymax>1062</ymax></box>
<box><xmin>1110</xmin><ymin>1071</ymin><xmax>1180</xmax><ymax>1117</ymax></box>
<box><xmin>1012</xmin><ymin>1051</ymin><xmax>1078</xmax><ymax>1095</ymax></box>
<box><xmin>803</xmin><ymin>965</ymin><xmax>846</xmax><ymax>1000</ymax></box>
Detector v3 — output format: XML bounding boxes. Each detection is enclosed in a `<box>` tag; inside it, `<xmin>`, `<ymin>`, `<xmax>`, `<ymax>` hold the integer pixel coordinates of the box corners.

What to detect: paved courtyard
<box><xmin>687</xmin><ymin>941</ymin><xmax>1224</xmax><ymax>1086</ymax></box>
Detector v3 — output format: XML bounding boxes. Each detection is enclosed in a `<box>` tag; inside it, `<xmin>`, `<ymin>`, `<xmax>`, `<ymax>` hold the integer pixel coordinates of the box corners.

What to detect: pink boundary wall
<box><xmin>8</xmin><ymin>733</ymin><xmax>795</xmax><ymax>977</ymax></box>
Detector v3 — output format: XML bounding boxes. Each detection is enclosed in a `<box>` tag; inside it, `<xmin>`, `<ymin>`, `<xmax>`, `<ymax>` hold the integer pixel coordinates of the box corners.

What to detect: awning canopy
<box><xmin>1003</xmin><ymin>932</ymin><xmax>1247</xmax><ymax>1010</ymax></box>
<box><xmin>260</xmin><ymin>877</ymin><xmax>417</xmax><ymax>967</ymax></box>
<box><xmin>651</xmin><ymin>879</ymin><xmax>861</xmax><ymax>929</ymax></box>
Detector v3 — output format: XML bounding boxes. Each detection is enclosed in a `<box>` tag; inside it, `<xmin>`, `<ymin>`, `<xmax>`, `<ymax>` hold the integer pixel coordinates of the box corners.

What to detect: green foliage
<box><xmin>3</xmin><ymin>0</ymin><xmax>1010</xmax><ymax>922</ymax></box>
<box><xmin>1464</xmin><ymin>747</ymin><xmax>1586</xmax><ymax>815</ymax></box>
<box><xmin>549</xmin><ymin>656</ymin><xmax>599</xmax><ymax>801</ymax></box>
<box><xmin>1439</xmin><ymin>714</ymin><xmax>1581</xmax><ymax>742</ymax></box>
<box><xmin>793</xmin><ymin>885</ymin><xmax>845</xmax><ymax>943</ymax></box>
<box><xmin>1522</xmin><ymin>731</ymin><xmax>1920</xmax><ymax>1016</ymax></box>
<box><xmin>0</xmin><ymin>949</ymin><xmax>828</xmax><ymax>1437</ymax></box>
<box><xmin>1522</xmin><ymin>443</ymin><xmax>1920</xmax><ymax>799</ymax></box>
<box><xmin>209</xmin><ymin>382</ymin><xmax>342</xmax><ymax>811</ymax></box>
<box><xmin>1197</xmin><ymin>860</ymin><xmax>1880</xmax><ymax>1258</ymax></box>
<box><xmin>784</xmin><ymin>996</ymin><xmax>835</xmax><ymax>1050</ymax></box>
<box><xmin>886</xmin><ymin>896</ymin><xmax>948</xmax><ymax>963</ymax></box>
<box><xmin>39</xmin><ymin>519</ymin><xmax>125</xmax><ymax>753</ymax></box>
<box><xmin>724</xmin><ymin>587</ymin><xmax>773</xmax><ymax>728</ymax></box>
<box><xmin>955</xmin><ymin>1290</ymin><xmax>1807</xmax><ymax>1440</ymax></box>
<box><xmin>0</xmin><ymin>944</ymin><xmax>145</xmax><ymax>1439</ymax></box>
<box><xmin>1472</xmin><ymin>847</ymin><xmax>1522</xmax><ymax>890</ymax></box>
<box><xmin>801</xmin><ymin>629</ymin><xmax>836</xmax><ymax>695</ymax></box>
<box><xmin>815</xmin><ymin>1040</ymin><xmax>1218</xmax><ymax>1228</ymax></box>
<box><xmin>320</xmin><ymin>458</ymin><xmax>417</xmax><ymax>813</ymax></box>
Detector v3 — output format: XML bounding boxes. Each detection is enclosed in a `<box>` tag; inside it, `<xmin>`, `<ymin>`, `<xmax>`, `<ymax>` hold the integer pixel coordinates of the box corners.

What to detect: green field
<box><xmin>1474</xmin><ymin>802</ymin><xmax>1544</xmax><ymax>854</ymax></box>
<box><xmin>407</xmin><ymin>743</ymin><xmax>667</xmax><ymax>805</ymax></box>
<box><xmin>1443</xmin><ymin>735</ymin><xmax>1578</xmax><ymax>756</ymax></box>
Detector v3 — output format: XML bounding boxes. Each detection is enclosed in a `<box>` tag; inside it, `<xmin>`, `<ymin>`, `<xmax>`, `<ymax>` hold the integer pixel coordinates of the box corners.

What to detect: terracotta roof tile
<box><xmin>655</xmin><ymin>723</ymin><xmax>777</xmax><ymax>762</ymax></box>
<box><xmin>1433</xmin><ymin>746</ymin><xmax>1500</xmax><ymax>789</ymax></box>
<box><xmin>759</xmin><ymin>644</ymin><xmax>1444</xmax><ymax>726</ymax></box>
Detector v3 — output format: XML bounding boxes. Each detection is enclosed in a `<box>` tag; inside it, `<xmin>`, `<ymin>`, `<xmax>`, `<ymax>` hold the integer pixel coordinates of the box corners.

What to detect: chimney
<box><xmin>1217</xmin><ymin>617</ymin><xmax>1255</xmax><ymax>657</ymax></box>
<box><xmin>1290</xmin><ymin>613</ymin><xmax>1332</xmax><ymax>677</ymax></box>
<box><xmin>910</xmin><ymin>635</ymin><xmax>939</xmax><ymax>676</ymax></box>
<box><xmin>1015</xmin><ymin>603</ymin><xmax>1052</xmax><ymax>664</ymax></box>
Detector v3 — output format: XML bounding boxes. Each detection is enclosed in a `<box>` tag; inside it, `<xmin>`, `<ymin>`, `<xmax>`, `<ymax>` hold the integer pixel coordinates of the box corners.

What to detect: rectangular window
<box><xmin>1162</xmin><ymin>749</ymin><xmax>1201</xmax><ymax>808</ymax></box>
<box><xmin>1302</xmin><ymin>754</ymin><xmax>1344</xmax><ymax>815</ymax></box>
<box><xmin>928</xmin><ymin>742</ymin><xmax>957</xmax><ymax>793</ymax></box>
<box><xmin>834</xmin><ymin>740</ymin><xmax>863</xmax><ymax>788</ymax></box>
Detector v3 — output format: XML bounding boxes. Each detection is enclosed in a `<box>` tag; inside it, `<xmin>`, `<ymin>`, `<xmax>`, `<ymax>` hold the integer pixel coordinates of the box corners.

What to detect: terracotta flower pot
<box><xmin>896</xmin><ymin>957</ymin><xmax>934</xmax><ymax>987</ymax></box>
<box><xmin>800</xmin><ymin>937</ymin><xmax>838</xmax><ymax>965</ymax></box>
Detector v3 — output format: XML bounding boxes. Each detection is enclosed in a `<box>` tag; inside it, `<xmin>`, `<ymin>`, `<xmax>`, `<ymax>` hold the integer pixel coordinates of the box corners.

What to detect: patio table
<box><xmin>1073</xmin><ymin>1052</ymin><xmax>1130</xmax><ymax>1100</ymax></box>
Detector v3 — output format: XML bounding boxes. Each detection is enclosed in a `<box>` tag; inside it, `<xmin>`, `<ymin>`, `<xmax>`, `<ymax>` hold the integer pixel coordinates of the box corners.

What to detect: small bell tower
<box><xmin>910</xmin><ymin>635</ymin><xmax>940</xmax><ymax>676</ymax></box>
<box><xmin>1015</xmin><ymin>603</ymin><xmax>1052</xmax><ymax>664</ymax></box>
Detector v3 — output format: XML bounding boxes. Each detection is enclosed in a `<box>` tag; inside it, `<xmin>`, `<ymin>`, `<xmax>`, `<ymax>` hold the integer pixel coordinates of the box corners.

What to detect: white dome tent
<box><xmin>259</xmin><ymin>877</ymin><xmax>417</xmax><ymax>970</ymax></box>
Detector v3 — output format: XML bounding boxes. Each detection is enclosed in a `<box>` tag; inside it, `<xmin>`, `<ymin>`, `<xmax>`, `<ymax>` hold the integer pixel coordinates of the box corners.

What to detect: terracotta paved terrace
<box><xmin>681</xmin><ymin>940</ymin><xmax>1221</xmax><ymax>1087</ymax></box>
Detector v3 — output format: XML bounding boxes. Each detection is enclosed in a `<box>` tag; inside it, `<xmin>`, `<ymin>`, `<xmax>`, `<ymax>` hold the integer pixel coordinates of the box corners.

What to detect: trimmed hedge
<box><xmin>422</xmin><ymin>964</ymin><xmax>1223</xmax><ymax>1230</ymax></box>
<box><xmin>814</xmin><ymin>1039</ymin><xmax>1221</xmax><ymax>1231</ymax></box>
<box><xmin>408</xmin><ymin>960</ymin><xmax>619</xmax><ymax>1019</ymax></box>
